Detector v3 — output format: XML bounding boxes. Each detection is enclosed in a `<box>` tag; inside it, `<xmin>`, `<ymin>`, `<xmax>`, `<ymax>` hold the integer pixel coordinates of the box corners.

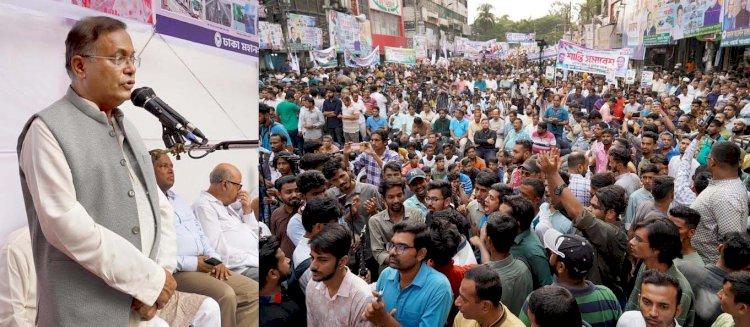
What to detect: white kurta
<box><xmin>19</xmin><ymin>109</ymin><xmax>175</xmax><ymax>326</ymax></box>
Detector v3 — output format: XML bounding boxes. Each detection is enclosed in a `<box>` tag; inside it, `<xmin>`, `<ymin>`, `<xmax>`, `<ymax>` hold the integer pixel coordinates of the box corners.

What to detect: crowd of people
<box><xmin>259</xmin><ymin>56</ymin><xmax>750</xmax><ymax>327</ymax></box>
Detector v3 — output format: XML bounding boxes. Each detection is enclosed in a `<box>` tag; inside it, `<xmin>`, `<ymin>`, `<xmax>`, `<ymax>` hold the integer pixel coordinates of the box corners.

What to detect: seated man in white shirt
<box><xmin>193</xmin><ymin>164</ymin><xmax>260</xmax><ymax>282</ymax></box>
<box><xmin>617</xmin><ymin>270</ymin><xmax>684</xmax><ymax>327</ymax></box>
<box><xmin>0</xmin><ymin>227</ymin><xmax>221</xmax><ymax>327</ymax></box>
<box><xmin>151</xmin><ymin>150</ymin><xmax>259</xmax><ymax>327</ymax></box>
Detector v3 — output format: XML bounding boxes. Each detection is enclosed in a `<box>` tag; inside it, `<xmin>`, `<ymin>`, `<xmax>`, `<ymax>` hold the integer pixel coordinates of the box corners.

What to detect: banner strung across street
<box><xmin>311</xmin><ymin>47</ymin><xmax>338</xmax><ymax>67</ymax></box>
<box><xmin>328</xmin><ymin>10</ymin><xmax>372</xmax><ymax>54</ymax></box>
<box><xmin>344</xmin><ymin>47</ymin><xmax>381</xmax><ymax>67</ymax></box>
<box><xmin>287</xmin><ymin>13</ymin><xmax>323</xmax><ymax>51</ymax></box>
<box><xmin>385</xmin><ymin>47</ymin><xmax>416</xmax><ymax>65</ymax></box>
<box><xmin>555</xmin><ymin>40</ymin><xmax>630</xmax><ymax>77</ymax></box>
<box><xmin>505</xmin><ymin>32</ymin><xmax>536</xmax><ymax>43</ymax></box>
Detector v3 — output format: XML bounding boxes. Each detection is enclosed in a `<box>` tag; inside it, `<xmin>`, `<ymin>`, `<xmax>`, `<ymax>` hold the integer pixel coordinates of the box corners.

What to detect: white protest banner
<box><xmin>385</xmin><ymin>47</ymin><xmax>416</xmax><ymax>65</ymax></box>
<box><xmin>625</xmin><ymin>69</ymin><xmax>636</xmax><ymax>84</ymax></box>
<box><xmin>545</xmin><ymin>66</ymin><xmax>555</xmax><ymax>79</ymax></box>
<box><xmin>555</xmin><ymin>40</ymin><xmax>629</xmax><ymax>77</ymax></box>
<box><xmin>311</xmin><ymin>47</ymin><xmax>338</xmax><ymax>67</ymax></box>
<box><xmin>641</xmin><ymin>70</ymin><xmax>654</xmax><ymax>87</ymax></box>
<box><xmin>506</xmin><ymin>32</ymin><xmax>536</xmax><ymax>43</ymax></box>
<box><xmin>344</xmin><ymin>47</ymin><xmax>380</xmax><ymax>67</ymax></box>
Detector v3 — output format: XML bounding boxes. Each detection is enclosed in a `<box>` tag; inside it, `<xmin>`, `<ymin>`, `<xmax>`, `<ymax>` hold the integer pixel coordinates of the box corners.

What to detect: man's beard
<box><xmin>311</xmin><ymin>267</ymin><xmax>337</xmax><ymax>282</ymax></box>
<box><xmin>389</xmin><ymin>202</ymin><xmax>404</xmax><ymax>213</ymax></box>
<box><xmin>286</xmin><ymin>199</ymin><xmax>302</xmax><ymax>208</ymax></box>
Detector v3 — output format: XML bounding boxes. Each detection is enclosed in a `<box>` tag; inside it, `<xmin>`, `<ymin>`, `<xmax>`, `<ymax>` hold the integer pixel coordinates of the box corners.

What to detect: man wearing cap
<box><xmin>404</xmin><ymin>169</ymin><xmax>430</xmax><ymax>217</ymax></box>
<box><xmin>518</xmin><ymin>230</ymin><xmax>622</xmax><ymax>327</ymax></box>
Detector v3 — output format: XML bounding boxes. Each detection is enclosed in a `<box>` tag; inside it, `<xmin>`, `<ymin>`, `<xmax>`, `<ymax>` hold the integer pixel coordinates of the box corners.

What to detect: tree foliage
<box><xmin>469</xmin><ymin>0</ymin><xmax>601</xmax><ymax>44</ymax></box>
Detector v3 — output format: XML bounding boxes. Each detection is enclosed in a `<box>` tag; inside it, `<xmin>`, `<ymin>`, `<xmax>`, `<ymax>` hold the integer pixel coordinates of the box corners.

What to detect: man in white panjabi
<box><xmin>0</xmin><ymin>228</ymin><xmax>222</xmax><ymax>327</ymax></box>
<box><xmin>17</xmin><ymin>16</ymin><xmax>177</xmax><ymax>326</ymax></box>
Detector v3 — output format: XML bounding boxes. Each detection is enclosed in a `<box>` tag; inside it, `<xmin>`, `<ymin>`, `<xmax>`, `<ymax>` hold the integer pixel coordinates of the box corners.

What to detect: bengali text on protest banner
<box><xmin>385</xmin><ymin>47</ymin><xmax>417</xmax><ymax>65</ymax></box>
<box><xmin>328</xmin><ymin>10</ymin><xmax>372</xmax><ymax>54</ymax></box>
<box><xmin>287</xmin><ymin>13</ymin><xmax>322</xmax><ymax>51</ymax></box>
<box><xmin>555</xmin><ymin>40</ymin><xmax>629</xmax><ymax>77</ymax></box>
<box><xmin>71</xmin><ymin>0</ymin><xmax>154</xmax><ymax>24</ymax></box>
<box><xmin>505</xmin><ymin>32</ymin><xmax>536</xmax><ymax>43</ymax></box>
<box><xmin>722</xmin><ymin>0</ymin><xmax>750</xmax><ymax>47</ymax></box>
<box><xmin>369</xmin><ymin>0</ymin><xmax>401</xmax><ymax>15</ymax></box>
<box><xmin>156</xmin><ymin>0</ymin><xmax>259</xmax><ymax>58</ymax></box>
<box><xmin>679</xmin><ymin>0</ymin><xmax>724</xmax><ymax>39</ymax></box>
<box><xmin>259</xmin><ymin>21</ymin><xmax>284</xmax><ymax>50</ymax></box>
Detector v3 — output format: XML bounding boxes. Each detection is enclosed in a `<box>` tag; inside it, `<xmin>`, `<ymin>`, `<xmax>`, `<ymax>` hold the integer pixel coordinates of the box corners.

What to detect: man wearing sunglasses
<box><xmin>194</xmin><ymin>163</ymin><xmax>261</xmax><ymax>285</ymax></box>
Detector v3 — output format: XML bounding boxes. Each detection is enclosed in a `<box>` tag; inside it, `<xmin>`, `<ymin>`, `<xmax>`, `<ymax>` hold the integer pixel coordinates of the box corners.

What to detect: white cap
<box><xmin>682</xmin><ymin>77</ymin><xmax>690</xmax><ymax>82</ymax></box>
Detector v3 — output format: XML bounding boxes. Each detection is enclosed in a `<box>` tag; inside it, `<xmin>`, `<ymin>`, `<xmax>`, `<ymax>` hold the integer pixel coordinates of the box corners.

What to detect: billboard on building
<box><xmin>328</xmin><ymin>10</ymin><xmax>372</xmax><ymax>54</ymax></box>
<box><xmin>156</xmin><ymin>0</ymin><xmax>259</xmax><ymax>58</ymax></box>
<box><xmin>369</xmin><ymin>0</ymin><xmax>401</xmax><ymax>16</ymax></box>
<box><xmin>642</xmin><ymin>0</ymin><xmax>676</xmax><ymax>46</ymax></box>
<box><xmin>259</xmin><ymin>21</ymin><xmax>284</xmax><ymax>50</ymax></box>
<box><xmin>678</xmin><ymin>0</ymin><xmax>724</xmax><ymax>39</ymax></box>
<box><xmin>721</xmin><ymin>0</ymin><xmax>750</xmax><ymax>47</ymax></box>
<box><xmin>287</xmin><ymin>13</ymin><xmax>323</xmax><ymax>51</ymax></box>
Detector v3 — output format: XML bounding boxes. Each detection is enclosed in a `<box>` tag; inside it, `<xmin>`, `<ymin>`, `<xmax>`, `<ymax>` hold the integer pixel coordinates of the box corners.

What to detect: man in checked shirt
<box><xmin>342</xmin><ymin>127</ymin><xmax>402</xmax><ymax>187</ymax></box>
<box><xmin>690</xmin><ymin>140</ymin><xmax>749</xmax><ymax>265</ymax></box>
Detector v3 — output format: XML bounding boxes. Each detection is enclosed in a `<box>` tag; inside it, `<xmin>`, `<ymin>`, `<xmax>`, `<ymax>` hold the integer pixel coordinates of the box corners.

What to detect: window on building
<box><xmin>292</xmin><ymin>0</ymin><xmax>321</xmax><ymax>14</ymax></box>
<box><xmin>371</xmin><ymin>11</ymin><xmax>400</xmax><ymax>36</ymax></box>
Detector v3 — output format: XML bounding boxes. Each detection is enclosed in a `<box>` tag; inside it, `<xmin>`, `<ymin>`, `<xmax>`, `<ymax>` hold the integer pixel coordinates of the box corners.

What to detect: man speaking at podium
<box><xmin>16</xmin><ymin>16</ymin><xmax>177</xmax><ymax>326</ymax></box>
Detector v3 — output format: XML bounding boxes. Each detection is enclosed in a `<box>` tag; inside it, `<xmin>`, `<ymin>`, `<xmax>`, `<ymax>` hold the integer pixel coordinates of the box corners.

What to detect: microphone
<box><xmin>131</xmin><ymin>87</ymin><xmax>208</xmax><ymax>144</ymax></box>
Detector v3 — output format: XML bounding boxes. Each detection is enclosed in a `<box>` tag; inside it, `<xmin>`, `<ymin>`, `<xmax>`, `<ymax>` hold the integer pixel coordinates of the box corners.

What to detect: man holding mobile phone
<box><xmin>151</xmin><ymin>151</ymin><xmax>258</xmax><ymax>327</ymax></box>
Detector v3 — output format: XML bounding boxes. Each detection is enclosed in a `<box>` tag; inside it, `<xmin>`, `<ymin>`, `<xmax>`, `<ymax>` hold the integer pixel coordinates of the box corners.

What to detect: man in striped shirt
<box><xmin>531</xmin><ymin>122</ymin><xmax>557</xmax><ymax>154</ymax></box>
<box><xmin>518</xmin><ymin>230</ymin><xmax>622</xmax><ymax>327</ymax></box>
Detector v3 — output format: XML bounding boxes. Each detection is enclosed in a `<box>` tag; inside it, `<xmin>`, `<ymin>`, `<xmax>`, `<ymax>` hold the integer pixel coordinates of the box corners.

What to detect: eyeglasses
<box><xmin>385</xmin><ymin>242</ymin><xmax>414</xmax><ymax>255</ymax></box>
<box><xmin>223</xmin><ymin>180</ymin><xmax>243</xmax><ymax>189</ymax></box>
<box><xmin>81</xmin><ymin>54</ymin><xmax>140</xmax><ymax>67</ymax></box>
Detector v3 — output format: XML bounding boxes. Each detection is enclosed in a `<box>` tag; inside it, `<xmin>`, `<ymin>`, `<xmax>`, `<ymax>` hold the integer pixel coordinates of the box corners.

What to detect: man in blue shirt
<box><xmin>260</xmin><ymin>103</ymin><xmax>291</xmax><ymax>151</ymax></box>
<box><xmin>366</xmin><ymin>107</ymin><xmax>387</xmax><ymax>140</ymax></box>
<box><xmin>150</xmin><ymin>149</ymin><xmax>258</xmax><ymax>327</ymax></box>
<box><xmin>543</xmin><ymin>94</ymin><xmax>570</xmax><ymax>140</ymax></box>
<box><xmin>362</xmin><ymin>221</ymin><xmax>453</xmax><ymax>327</ymax></box>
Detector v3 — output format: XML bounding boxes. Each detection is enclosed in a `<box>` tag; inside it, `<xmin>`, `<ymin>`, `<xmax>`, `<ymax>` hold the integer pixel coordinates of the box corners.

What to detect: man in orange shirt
<box><xmin>464</xmin><ymin>145</ymin><xmax>486</xmax><ymax>170</ymax></box>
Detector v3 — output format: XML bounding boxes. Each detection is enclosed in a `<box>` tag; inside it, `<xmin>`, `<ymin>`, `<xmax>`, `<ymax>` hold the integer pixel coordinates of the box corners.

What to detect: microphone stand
<box><xmin>185</xmin><ymin>140</ymin><xmax>257</xmax><ymax>159</ymax></box>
